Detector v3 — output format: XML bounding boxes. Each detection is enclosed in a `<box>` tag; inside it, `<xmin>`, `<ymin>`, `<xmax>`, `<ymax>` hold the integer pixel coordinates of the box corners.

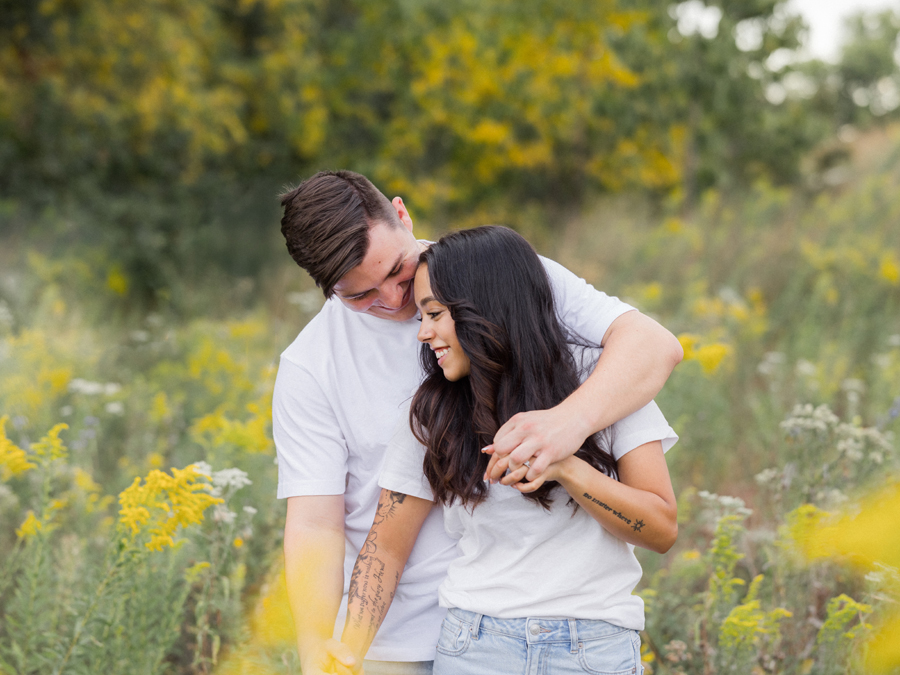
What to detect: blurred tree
<box><xmin>835</xmin><ymin>9</ymin><xmax>900</xmax><ymax>125</ymax></box>
<box><xmin>1</xmin><ymin>0</ymin><xmax>887</xmax><ymax>300</ymax></box>
<box><xmin>630</xmin><ymin>0</ymin><xmax>829</xmax><ymax>203</ymax></box>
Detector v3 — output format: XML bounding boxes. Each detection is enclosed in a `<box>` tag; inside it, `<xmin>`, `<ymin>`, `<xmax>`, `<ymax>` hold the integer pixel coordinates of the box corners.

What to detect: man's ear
<box><xmin>392</xmin><ymin>197</ymin><xmax>414</xmax><ymax>232</ymax></box>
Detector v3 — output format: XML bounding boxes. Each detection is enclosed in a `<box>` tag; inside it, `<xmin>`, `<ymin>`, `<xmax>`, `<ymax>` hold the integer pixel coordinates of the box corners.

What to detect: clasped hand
<box><xmin>482</xmin><ymin>402</ymin><xmax>590</xmax><ymax>490</ymax></box>
<box><xmin>306</xmin><ymin>638</ymin><xmax>364</xmax><ymax>675</ymax></box>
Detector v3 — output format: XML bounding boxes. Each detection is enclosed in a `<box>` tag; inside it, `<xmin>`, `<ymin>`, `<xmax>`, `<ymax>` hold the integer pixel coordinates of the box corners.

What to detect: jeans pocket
<box><xmin>577</xmin><ymin>629</ymin><xmax>640</xmax><ymax>675</ymax></box>
<box><xmin>435</xmin><ymin>615</ymin><xmax>472</xmax><ymax>657</ymax></box>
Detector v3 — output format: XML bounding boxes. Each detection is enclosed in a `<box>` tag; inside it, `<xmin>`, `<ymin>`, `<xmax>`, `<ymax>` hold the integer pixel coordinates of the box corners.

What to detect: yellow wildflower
<box><xmin>73</xmin><ymin>467</ymin><xmax>100</xmax><ymax>493</ymax></box>
<box><xmin>720</xmin><ymin>575</ymin><xmax>792</xmax><ymax>654</ymax></box>
<box><xmin>677</xmin><ymin>333</ymin><xmax>700</xmax><ymax>361</ymax></box>
<box><xmin>185</xmin><ymin>561</ymin><xmax>211</xmax><ymax>583</ymax></box>
<box><xmin>880</xmin><ymin>253</ymin><xmax>900</xmax><ymax>286</ymax></box>
<box><xmin>31</xmin><ymin>423</ymin><xmax>69</xmax><ymax>463</ymax></box>
<box><xmin>106</xmin><ymin>266</ymin><xmax>128</xmax><ymax>295</ymax></box>
<box><xmin>800</xmin><ymin>483</ymin><xmax>900</xmax><ymax>672</ymax></box>
<box><xmin>190</xmin><ymin>405</ymin><xmax>272</xmax><ymax>454</ymax></box>
<box><xmin>0</xmin><ymin>416</ymin><xmax>35</xmax><ymax>480</ymax></box>
<box><xmin>117</xmin><ymin>465</ymin><xmax>223</xmax><ymax>551</ymax></box>
<box><xmin>233</xmin><ymin>537</ymin><xmax>244</xmax><ymax>548</ymax></box>
<box><xmin>695</xmin><ymin>343</ymin><xmax>732</xmax><ymax>374</ymax></box>
<box><xmin>16</xmin><ymin>511</ymin><xmax>42</xmax><ymax>540</ymax></box>
<box><xmin>228</xmin><ymin>318</ymin><xmax>266</xmax><ymax>340</ymax></box>
<box><xmin>149</xmin><ymin>391</ymin><xmax>171</xmax><ymax>423</ymax></box>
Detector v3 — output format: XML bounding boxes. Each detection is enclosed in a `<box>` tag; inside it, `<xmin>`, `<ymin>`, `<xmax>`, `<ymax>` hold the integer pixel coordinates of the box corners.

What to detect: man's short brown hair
<box><xmin>280</xmin><ymin>170</ymin><xmax>402</xmax><ymax>298</ymax></box>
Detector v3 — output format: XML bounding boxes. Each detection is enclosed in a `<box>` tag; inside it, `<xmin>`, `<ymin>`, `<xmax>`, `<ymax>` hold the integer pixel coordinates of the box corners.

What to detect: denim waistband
<box><xmin>447</xmin><ymin>607</ymin><xmax>632</xmax><ymax>650</ymax></box>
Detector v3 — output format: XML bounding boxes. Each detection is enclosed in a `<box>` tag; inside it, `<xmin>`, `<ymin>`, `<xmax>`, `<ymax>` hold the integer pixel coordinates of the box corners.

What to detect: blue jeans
<box><xmin>363</xmin><ymin>660</ymin><xmax>434</xmax><ymax>675</ymax></box>
<box><xmin>433</xmin><ymin>608</ymin><xmax>643</xmax><ymax>675</ymax></box>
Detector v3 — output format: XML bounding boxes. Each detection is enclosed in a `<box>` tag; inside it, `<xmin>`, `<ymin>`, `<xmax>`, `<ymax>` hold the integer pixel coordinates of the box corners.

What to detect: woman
<box><xmin>338</xmin><ymin>226</ymin><xmax>678</xmax><ymax>675</ymax></box>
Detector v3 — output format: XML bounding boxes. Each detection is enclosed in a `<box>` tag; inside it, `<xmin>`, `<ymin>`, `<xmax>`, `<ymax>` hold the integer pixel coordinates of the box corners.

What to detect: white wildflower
<box><xmin>190</xmin><ymin>461</ymin><xmax>213</xmax><ymax>478</ymax></box>
<box><xmin>817</xmin><ymin>489</ymin><xmax>848</xmax><ymax>509</ymax></box>
<box><xmin>865</xmin><ymin>570</ymin><xmax>885</xmax><ymax>585</ymax></box>
<box><xmin>888</xmin><ymin>334</ymin><xmax>900</xmax><ymax>348</ymax></box>
<box><xmin>212</xmin><ymin>505</ymin><xmax>237</xmax><ymax>524</ymax></box>
<box><xmin>211</xmin><ymin>468</ymin><xmax>252</xmax><ymax>496</ymax></box>
<box><xmin>69</xmin><ymin>378</ymin><xmax>105</xmax><ymax>395</ymax></box>
<box><xmin>841</xmin><ymin>379</ymin><xmax>866</xmax><ymax>394</ymax></box>
<box><xmin>130</xmin><ymin>330</ymin><xmax>150</xmax><ymax>342</ymax></box>
<box><xmin>105</xmin><ymin>401</ymin><xmax>124</xmax><ymax>415</ymax></box>
<box><xmin>242</xmin><ymin>506</ymin><xmax>258</xmax><ymax>515</ymax></box>
<box><xmin>757</xmin><ymin>351</ymin><xmax>786</xmax><ymax>376</ymax></box>
<box><xmin>754</xmin><ymin>468</ymin><xmax>780</xmax><ymax>486</ymax></box>
<box><xmin>60</xmin><ymin>405</ymin><xmax>74</xmax><ymax>417</ymax></box>
<box><xmin>872</xmin><ymin>354</ymin><xmax>891</xmax><ymax>370</ymax></box>
<box><xmin>795</xmin><ymin>359</ymin><xmax>817</xmax><ymax>378</ymax></box>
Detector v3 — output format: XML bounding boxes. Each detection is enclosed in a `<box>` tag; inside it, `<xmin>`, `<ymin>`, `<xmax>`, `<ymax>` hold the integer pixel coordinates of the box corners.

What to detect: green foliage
<box><xmin>0</xmin><ymin>288</ymin><xmax>290</xmax><ymax>673</ymax></box>
<box><xmin>9</xmin><ymin>0</ymin><xmax>899</xmax><ymax>298</ymax></box>
<box><xmin>815</xmin><ymin>594</ymin><xmax>873</xmax><ymax>675</ymax></box>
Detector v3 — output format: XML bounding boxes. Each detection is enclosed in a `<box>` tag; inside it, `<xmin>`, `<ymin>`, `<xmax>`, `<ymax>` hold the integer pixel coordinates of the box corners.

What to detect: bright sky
<box><xmin>788</xmin><ymin>0</ymin><xmax>900</xmax><ymax>61</ymax></box>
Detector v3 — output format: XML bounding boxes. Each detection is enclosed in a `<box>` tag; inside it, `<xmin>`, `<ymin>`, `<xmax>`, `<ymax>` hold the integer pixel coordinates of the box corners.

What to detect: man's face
<box><xmin>331</xmin><ymin>219</ymin><xmax>423</xmax><ymax>322</ymax></box>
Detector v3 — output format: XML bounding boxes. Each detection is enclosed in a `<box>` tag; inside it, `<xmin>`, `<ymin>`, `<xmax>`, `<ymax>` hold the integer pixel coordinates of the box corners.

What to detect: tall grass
<box><xmin>1</xmin><ymin>127</ymin><xmax>899</xmax><ymax>674</ymax></box>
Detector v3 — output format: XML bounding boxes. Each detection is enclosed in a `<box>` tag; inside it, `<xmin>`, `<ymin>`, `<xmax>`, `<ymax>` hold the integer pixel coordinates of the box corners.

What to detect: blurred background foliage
<box><xmin>2</xmin><ymin>0</ymin><xmax>900</xmax><ymax>673</ymax></box>
<box><xmin>2</xmin><ymin>0</ymin><xmax>900</xmax><ymax>304</ymax></box>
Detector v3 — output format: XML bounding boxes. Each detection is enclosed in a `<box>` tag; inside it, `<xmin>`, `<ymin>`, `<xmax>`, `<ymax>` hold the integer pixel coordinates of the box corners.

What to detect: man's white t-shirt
<box><xmin>273</xmin><ymin>256</ymin><xmax>634</xmax><ymax>661</ymax></box>
<box><xmin>380</xmin><ymin>397</ymin><xmax>677</xmax><ymax>630</ymax></box>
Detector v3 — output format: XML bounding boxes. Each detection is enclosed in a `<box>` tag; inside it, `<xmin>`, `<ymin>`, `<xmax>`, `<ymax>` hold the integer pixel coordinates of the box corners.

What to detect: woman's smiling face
<box><xmin>414</xmin><ymin>264</ymin><xmax>471</xmax><ymax>381</ymax></box>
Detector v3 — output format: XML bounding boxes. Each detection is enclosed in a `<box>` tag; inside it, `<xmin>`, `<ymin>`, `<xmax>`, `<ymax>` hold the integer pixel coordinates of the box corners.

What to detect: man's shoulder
<box><xmin>279</xmin><ymin>300</ymin><xmax>343</xmax><ymax>368</ymax></box>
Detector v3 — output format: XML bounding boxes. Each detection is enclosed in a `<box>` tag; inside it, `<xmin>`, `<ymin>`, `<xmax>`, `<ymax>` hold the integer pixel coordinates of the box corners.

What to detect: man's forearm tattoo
<box><xmin>582</xmin><ymin>492</ymin><xmax>645</xmax><ymax>532</ymax></box>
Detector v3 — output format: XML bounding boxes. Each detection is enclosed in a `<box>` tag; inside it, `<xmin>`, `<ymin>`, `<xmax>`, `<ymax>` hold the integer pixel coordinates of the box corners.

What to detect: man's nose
<box><xmin>380</xmin><ymin>281</ymin><xmax>406</xmax><ymax>309</ymax></box>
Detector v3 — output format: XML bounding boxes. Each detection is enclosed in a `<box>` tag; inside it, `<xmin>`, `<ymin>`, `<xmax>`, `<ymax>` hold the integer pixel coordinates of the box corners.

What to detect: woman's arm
<box><xmin>509</xmin><ymin>441</ymin><xmax>678</xmax><ymax>553</ymax></box>
<box><xmin>339</xmin><ymin>488</ymin><xmax>434</xmax><ymax>661</ymax></box>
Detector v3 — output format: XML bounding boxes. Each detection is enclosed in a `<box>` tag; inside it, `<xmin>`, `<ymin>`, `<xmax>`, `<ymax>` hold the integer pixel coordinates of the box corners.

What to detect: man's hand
<box><xmin>483</xmin><ymin>401</ymin><xmax>590</xmax><ymax>484</ymax></box>
<box><xmin>484</xmin><ymin>310</ymin><xmax>682</xmax><ymax>485</ymax></box>
<box><xmin>304</xmin><ymin>638</ymin><xmax>364</xmax><ymax>675</ymax></box>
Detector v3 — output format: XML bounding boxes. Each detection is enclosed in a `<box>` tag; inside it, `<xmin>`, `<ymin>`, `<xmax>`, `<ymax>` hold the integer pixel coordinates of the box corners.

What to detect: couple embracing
<box><xmin>274</xmin><ymin>170</ymin><xmax>683</xmax><ymax>675</ymax></box>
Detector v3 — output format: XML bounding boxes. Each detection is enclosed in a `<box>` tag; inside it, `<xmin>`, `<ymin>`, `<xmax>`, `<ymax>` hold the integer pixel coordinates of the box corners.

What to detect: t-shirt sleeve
<box><xmin>273</xmin><ymin>356</ymin><xmax>348</xmax><ymax>498</ymax></box>
<box><xmin>379</xmin><ymin>406</ymin><xmax>435</xmax><ymax>502</ymax></box>
<box><xmin>541</xmin><ymin>256</ymin><xmax>635</xmax><ymax>346</ymax></box>
<box><xmin>608</xmin><ymin>400</ymin><xmax>678</xmax><ymax>461</ymax></box>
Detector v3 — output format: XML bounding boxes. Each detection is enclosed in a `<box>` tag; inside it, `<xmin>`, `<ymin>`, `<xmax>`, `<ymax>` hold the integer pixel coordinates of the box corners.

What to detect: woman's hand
<box><xmin>485</xmin><ymin>452</ymin><xmax>574</xmax><ymax>489</ymax></box>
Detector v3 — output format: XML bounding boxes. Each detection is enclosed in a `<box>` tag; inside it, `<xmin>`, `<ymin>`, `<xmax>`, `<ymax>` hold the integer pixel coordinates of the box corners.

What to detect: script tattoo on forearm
<box><xmin>582</xmin><ymin>492</ymin><xmax>646</xmax><ymax>532</ymax></box>
<box><xmin>346</xmin><ymin>491</ymin><xmax>407</xmax><ymax>641</ymax></box>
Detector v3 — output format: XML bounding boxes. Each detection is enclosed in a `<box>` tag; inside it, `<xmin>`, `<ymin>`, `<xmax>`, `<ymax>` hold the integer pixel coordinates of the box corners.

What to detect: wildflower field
<box><xmin>2</xmin><ymin>127</ymin><xmax>900</xmax><ymax>675</ymax></box>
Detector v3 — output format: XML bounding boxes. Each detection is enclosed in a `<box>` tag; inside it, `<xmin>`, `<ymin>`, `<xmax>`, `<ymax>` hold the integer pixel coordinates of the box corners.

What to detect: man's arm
<box><xmin>486</xmin><ymin>310</ymin><xmax>683</xmax><ymax>481</ymax></box>
<box><xmin>284</xmin><ymin>495</ymin><xmax>359</xmax><ymax>675</ymax></box>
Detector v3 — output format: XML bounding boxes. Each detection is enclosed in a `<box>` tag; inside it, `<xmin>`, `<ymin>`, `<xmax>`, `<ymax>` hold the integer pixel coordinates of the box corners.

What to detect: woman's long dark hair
<box><xmin>410</xmin><ymin>226</ymin><xmax>616</xmax><ymax>510</ymax></box>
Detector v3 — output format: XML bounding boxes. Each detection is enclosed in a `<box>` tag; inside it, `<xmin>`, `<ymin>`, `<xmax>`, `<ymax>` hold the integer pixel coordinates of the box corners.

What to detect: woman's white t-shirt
<box><xmin>379</xmin><ymin>398</ymin><xmax>677</xmax><ymax>631</ymax></box>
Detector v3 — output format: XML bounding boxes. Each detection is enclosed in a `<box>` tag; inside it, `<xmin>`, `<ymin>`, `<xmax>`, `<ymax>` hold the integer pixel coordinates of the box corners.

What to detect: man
<box><xmin>274</xmin><ymin>170</ymin><xmax>683</xmax><ymax>675</ymax></box>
